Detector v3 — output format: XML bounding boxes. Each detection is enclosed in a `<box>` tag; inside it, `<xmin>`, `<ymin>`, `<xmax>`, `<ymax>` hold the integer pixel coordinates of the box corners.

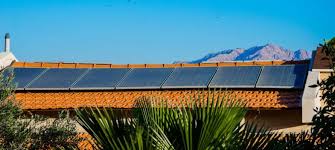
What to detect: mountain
<box><xmin>184</xmin><ymin>44</ymin><xmax>311</xmax><ymax>63</ymax></box>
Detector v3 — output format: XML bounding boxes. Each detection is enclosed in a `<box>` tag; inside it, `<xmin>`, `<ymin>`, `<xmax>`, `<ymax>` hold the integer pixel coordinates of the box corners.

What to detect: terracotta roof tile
<box><xmin>77</xmin><ymin>133</ymin><xmax>94</xmax><ymax>150</ymax></box>
<box><xmin>15</xmin><ymin>89</ymin><xmax>302</xmax><ymax>110</ymax></box>
<box><xmin>12</xmin><ymin>60</ymin><xmax>310</xmax><ymax>69</ymax></box>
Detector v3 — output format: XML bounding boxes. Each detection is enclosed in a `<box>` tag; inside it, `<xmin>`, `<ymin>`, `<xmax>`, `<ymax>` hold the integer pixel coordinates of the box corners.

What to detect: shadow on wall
<box><xmin>245</xmin><ymin>109</ymin><xmax>308</xmax><ymax>132</ymax></box>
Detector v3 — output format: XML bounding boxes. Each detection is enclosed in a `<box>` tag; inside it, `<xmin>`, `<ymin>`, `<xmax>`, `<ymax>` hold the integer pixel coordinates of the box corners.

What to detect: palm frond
<box><xmin>76</xmin><ymin>89</ymin><xmax>309</xmax><ymax>150</ymax></box>
<box><xmin>76</xmin><ymin>107</ymin><xmax>151</xmax><ymax>150</ymax></box>
<box><xmin>136</xmin><ymin>90</ymin><xmax>248</xmax><ymax>150</ymax></box>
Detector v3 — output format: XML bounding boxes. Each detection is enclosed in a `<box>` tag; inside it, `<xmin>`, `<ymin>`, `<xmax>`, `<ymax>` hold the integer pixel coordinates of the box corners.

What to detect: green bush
<box><xmin>311</xmin><ymin>37</ymin><xmax>335</xmax><ymax>149</ymax></box>
<box><xmin>0</xmin><ymin>69</ymin><xmax>83</xmax><ymax>149</ymax></box>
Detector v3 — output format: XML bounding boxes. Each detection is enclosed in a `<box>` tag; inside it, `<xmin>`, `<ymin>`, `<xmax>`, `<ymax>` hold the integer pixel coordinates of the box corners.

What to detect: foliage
<box><xmin>76</xmin><ymin>108</ymin><xmax>151</xmax><ymax>150</ymax></box>
<box><xmin>76</xmin><ymin>91</ymin><xmax>303</xmax><ymax>150</ymax></box>
<box><xmin>28</xmin><ymin>112</ymin><xmax>82</xmax><ymax>150</ymax></box>
<box><xmin>0</xmin><ymin>68</ymin><xmax>82</xmax><ymax>149</ymax></box>
<box><xmin>0</xmin><ymin>68</ymin><xmax>30</xmax><ymax>149</ymax></box>
<box><xmin>311</xmin><ymin>37</ymin><xmax>335</xmax><ymax>149</ymax></box>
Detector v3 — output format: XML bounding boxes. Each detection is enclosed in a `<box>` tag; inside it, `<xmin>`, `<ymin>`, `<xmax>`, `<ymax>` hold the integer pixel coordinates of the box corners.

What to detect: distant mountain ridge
<box><xmin>180</xmin><ymin>44</ymin><xmax>311</xmax><ymax>63</ymax></box>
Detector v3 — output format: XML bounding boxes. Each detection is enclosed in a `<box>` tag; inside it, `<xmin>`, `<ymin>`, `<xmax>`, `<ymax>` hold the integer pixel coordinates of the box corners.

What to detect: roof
<box><xmin>15</xmin><ymin>89</ymin><xmax>302</xmax><ymax>110</ymax></box>
<box><xmin>11</xmin><ymin>60</ymin><xmax>308</xmax><ymax>110</ymax></box>
<box><xmin>12</xmin><ymin>60</ymin><xmax>309</xmax><ymax>68</ymax></box>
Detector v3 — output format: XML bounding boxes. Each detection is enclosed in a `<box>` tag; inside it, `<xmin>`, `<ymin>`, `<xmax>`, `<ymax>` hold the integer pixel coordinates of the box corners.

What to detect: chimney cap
<box><xmin>5</xmin><ymin>33</ymin><xmax>10</xmax><ymax>39</ymax></box>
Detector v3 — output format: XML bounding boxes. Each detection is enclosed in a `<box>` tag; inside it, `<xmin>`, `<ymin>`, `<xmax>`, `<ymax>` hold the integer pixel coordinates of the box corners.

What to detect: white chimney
<box><xmin>4</xmin><ymin>33</ymin><xmax>10</xmax><ymax>52</ymax></box>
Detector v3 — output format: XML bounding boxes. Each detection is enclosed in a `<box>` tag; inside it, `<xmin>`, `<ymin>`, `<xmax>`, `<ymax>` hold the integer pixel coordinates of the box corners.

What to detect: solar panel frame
<box><xmin>116</xmin><ymin>68</ymin><xmax>174</xmax><ymax>89</ymax></box>
<box><xmin>209</xmin><ymin>66</ymin><xmax>262</xmax><ymax>88</ymax></box>
<box><xmin>26</xmin><ymin>68</ymin><xmax>88</xmax><ymax>90</ymax></box>
<box><xmin>71</xmin><ymin>68</ymin><xmax>131</xmax><ymax>90</ymax></box>
<box><xmin>256</xmin><ymin>64</ymin><xmax>308</xmax><ymax>89</ymax></box>
<box><xmin>161</xmin><ymin>67</ymin><xmax>217</xmax><ymax>89</ymax></box>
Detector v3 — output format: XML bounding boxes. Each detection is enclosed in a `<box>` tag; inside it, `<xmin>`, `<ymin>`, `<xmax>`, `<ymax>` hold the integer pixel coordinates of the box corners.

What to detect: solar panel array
<box><xmin>256</xmin><ymin>64</ymin><xmax>308</xmax><ymax>89</ymax></box>
<box><xmin>117</xmin><ymin>68</ymin><xmax>174</xmax><ymax>89</ymax></box>
<box><xmin>209</xmin><ymin>66</ymin><xmax>261</xmax><ymax>88</ymax></box>
<box><xmin>27</xmin><ymin>68</ymin><xmax>88</xmax><ymax>90</ymax></box>
<box><xmin>72</xmin><ymin>68</ymin><xmax>130</xmax><ymax>90</ymax></box>
<box><xmin>3</xmin><ymin>64</ymin><xmax>309</xmax><ymax>90</ymax></box>
<box><xmin>7</xmin><ymin>68</ymin><xmax>46</xmax><ymax>89</ymax></box>
<box><xmin>162</xmin><ymin>67</ymin><xmax>217</xmax><ymax>88</ymax></box>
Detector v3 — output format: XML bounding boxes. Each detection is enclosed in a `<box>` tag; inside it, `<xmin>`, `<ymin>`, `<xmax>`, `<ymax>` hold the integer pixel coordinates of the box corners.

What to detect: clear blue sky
<box><xmin>0</xmin><ymin>0</ymin><xmax>334</xmax><ymax>64</ymax></box>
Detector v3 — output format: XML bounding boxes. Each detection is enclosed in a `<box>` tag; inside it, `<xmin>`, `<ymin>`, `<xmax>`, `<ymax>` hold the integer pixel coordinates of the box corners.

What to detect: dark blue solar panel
<box><xmin>27</xmin><ymin>68</ymin><xmax>87</xmax><ymax>90</ymax></box>
<box><xmin>256</xmin><ymin>64</ymin><xmax>308</xmax><ymax>89</ymax></box>
<box><xmin>117</xmin><ymin>68</ymin><xmax>174</xmax><ymax>89</ymax></box>
<box><xmin>2</xmin><ymin>68</ymin><xmax>46</xmax><ymax>89</ymax></box>
<box><xmin>209</xmin><ymin>66</ymin><xmax>261</xmax><ymax>88</ymax></box>
<box><xmin>162</xmin><ymin>67</ymin><xmax>217</xmax><ymax>88</ymax></box>
<box><xmin>72</xmin><ymin>68</ymin><xmax>130</xmax><ymax>89</ymax></box>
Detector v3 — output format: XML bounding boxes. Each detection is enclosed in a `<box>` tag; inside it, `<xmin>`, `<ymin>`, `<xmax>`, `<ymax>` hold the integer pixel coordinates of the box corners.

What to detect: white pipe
<box><xmin>4</xmin><ymin>33</ymin><xmax>10</xmax><ymax>52</ymax></box>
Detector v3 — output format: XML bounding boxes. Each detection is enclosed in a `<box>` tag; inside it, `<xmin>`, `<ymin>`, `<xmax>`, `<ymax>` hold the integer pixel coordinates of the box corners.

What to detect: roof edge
<box><xmin>12</xmin><ymin>60</ymin><xmax>310</xmax><ymax>69</ymax></box>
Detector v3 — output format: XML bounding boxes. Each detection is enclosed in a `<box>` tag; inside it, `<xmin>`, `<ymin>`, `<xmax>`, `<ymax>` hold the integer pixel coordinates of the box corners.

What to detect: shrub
<box><xmin>0</xmin><ymin>68</ymin><xmax>83</xmax><ymax>149</ymax></box>
<box><xmin>311</xmin><ymin>37</ymin><xmax>335</xmax><ymax>149</ymax></box>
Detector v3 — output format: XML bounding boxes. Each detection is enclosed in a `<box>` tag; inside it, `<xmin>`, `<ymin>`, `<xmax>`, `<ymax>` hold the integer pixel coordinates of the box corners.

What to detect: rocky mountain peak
<box><xmin>182</xmin><ymin>43</ymin><xmax>311</xmax><ymax>63</ymax></box>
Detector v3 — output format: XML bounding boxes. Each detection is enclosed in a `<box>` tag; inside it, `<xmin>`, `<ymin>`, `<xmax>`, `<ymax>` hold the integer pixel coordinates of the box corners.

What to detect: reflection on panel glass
<box><xmin>117</xmin><ymin>68</ymin><xmax>174</xmax><ymax>89</ymax></box>
<box><xmin>209</xmin><ymin>66</ymin><xmax>261</xmax><ymax>88</ymax></box>
<box><xmin>256</xmin><ymin>64</ymin><xmax>308</xmax><ymax>89</ymax></box>
<box><xmin>162</xmin><ymin>67</ymin><xmax>217</xmax><ymax>88</ymax></box>
<box><xmin>73</xmin><ymin>68</ymin><xmax>130</xmax><ymax>89</ymax></box>
<box><xmin>27</xmin><ymin>68</ymin><xmax>87</xmax><ymax>89</ymax></box>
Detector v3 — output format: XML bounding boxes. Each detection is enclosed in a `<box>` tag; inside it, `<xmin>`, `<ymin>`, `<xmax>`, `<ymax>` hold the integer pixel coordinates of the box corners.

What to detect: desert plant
<box><xmin>76</xmin><ymin>90</ymin><xmax>294</xmax><ymax>150</ymax></box>
<box><xmin>76</xmin><ymin>107</ymin><xmax>153</xmax><ymax>150</ymax></box>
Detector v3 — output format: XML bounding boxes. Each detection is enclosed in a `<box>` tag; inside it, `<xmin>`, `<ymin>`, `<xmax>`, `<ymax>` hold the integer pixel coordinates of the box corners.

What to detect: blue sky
<box><xmin>0</xmin><ymin>0</ymin><xmax>334</xmax><ymax>64</ymax></box>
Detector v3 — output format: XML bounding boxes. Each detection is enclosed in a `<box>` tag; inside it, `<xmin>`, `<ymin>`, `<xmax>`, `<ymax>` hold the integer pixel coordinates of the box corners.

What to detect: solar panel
<box><xmin>2</xmin><ymin>68</ymin><xmax>46</xmax><ymax>89</ymax></box>
<box><xmin>72</xmin><ymin>68</ymin><xmax>130</xmax><ymax>90</ymax></box>
<box><xmin>209</xmin><ymin>66</ymin><xmax>261</xmax><ymax>88</ymax></box>
<box><xmin>117</xmin><ymin>68</ymin><xmax>174</xmax><ymax>89</ymax></box>
<box><xmin>27</xmin><ymin>68</ymin><xmax>87</xmax><ymax>90</ymax></box>
<box><xmin>256</xmin><ymin>64</ymin><xmax>308</xmax><ymax>89</ymax></box>
<box><xmin>162</xmin><ymin>67</ymin><xmax>217</xmax><ymax>88</ymax></box>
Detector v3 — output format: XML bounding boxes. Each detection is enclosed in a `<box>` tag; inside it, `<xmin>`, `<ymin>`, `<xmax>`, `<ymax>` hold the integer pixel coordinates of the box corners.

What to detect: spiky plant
<box><xmin>76</xmin><ymin>107</ymin><xmax>154</xmax><ymax>150</ymax></box>
<box><xmin>76</xmin><ymin>90</ymin><xmax>295</xmax><ymax>150</ymax></box>
<box><xmin>138</xmin><ymin>91</ymin><xmax>247</xmax><ymax>149</ymax></box>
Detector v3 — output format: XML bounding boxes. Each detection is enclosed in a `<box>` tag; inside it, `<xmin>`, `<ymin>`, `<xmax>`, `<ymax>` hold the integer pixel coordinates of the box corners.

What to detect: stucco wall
<box><xmin>245</xmin><ymin>110</ymin><xmax>311</xmax><ymax>133</ymax></box>
<box><xmin>32</xmin><ymin>109</ymin><xmax>309</xmax><ymax>133</ymax></box>
<box><xmin>318</xmin><ymin>72</ymin><xmax>333</xmax><ymax>108</ymax></box>
<box><xmin>320</xmin><ymin>72</ymin><xmax>331</xmax><ymax>81</ymax></box>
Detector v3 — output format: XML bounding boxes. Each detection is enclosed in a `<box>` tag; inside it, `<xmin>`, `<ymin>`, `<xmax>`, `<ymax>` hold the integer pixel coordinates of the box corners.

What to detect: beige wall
<box><xmin>245</xmin><ymin>110</ymin><xmax>311</xmax><ymax>133</ymax></box>
<box><xmin>320</xmin><ymin>72</ymin><xmax>331</xmax><ymax>81</ymax></box>
<box><xmin>319</xmin><ymin>72</ymin><xmax>332</xmax><ymax>108</ymax></box>
<box><xmin>31</xmin><ymin>109</ymin><xmax>311</xmax><ymax>133</ymax></box>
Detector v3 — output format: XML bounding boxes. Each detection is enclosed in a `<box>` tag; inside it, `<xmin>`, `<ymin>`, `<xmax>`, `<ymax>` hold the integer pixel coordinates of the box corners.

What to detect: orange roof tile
<box><xmin>12</xmin><ymin>60</ymin><xmax>310</xmax><ymax>69</ymax></box>
<box><xmin>77</xmin><ymin>133</ymin><xmax>94</xmax><ymax>150</ymax></box>
<box><xmin>15</xmin><ymin>89</ymin><xmax>302</xmax><ymax>110</ymax></box>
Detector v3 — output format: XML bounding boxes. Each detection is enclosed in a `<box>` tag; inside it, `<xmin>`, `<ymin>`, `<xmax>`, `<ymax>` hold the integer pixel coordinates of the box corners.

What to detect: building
<box><xmin>0</xmin><ymin>34</ymin><xmax>328</xmax><ymax>134</ymax></box>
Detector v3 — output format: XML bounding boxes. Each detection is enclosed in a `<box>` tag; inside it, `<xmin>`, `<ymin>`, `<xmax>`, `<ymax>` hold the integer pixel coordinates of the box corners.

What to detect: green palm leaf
<box><xmin>76</xmin><ymin>89</ymin><xmax>307</xmax><ymax>150</ymax></box>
